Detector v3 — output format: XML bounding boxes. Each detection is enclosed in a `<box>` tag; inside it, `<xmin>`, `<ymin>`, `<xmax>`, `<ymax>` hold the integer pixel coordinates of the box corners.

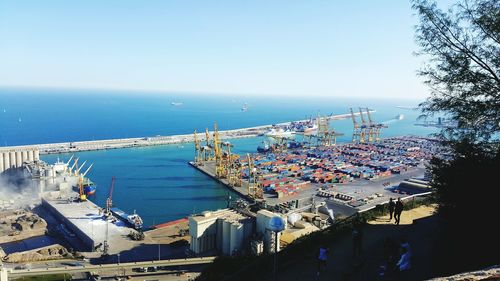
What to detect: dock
<box><xmin>42</xmin><ymin>193</ymin><xmax>139</xmax><ymax>254</ymax></box>
<box><xmin>0</xmin><ymin>111</ymin><xmax>370</xmax><ymax>155</ymax></box>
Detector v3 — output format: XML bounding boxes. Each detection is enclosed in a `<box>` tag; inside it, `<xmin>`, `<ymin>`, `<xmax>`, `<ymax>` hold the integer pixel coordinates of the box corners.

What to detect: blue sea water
<box><xmin>1</xmin><ymin>88</ymin><xmax>437</xmax><ymax>227</ymax></box>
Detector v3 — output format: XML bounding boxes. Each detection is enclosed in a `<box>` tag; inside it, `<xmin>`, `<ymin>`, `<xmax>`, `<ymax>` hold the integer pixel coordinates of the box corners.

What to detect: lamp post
<box><xmin>268</xmin><ymin>216</ymin><xmax>285</xmax><ymax>281</ymax></box>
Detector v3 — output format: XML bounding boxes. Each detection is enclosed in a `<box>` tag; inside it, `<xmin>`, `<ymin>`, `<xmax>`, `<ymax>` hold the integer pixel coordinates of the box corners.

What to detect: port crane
<box><xmin>104</xmin><ymin>176</ymin><xmax>116</xmax><ymax>218</ymax></box>
<box><xmin>365</xmin><ymin>108</ymin><xmax>387</xmax><ymax>142</ymax></box>
<box><xmin>213</xmin><ymin>123</ymin><xmax>226</xmax><ymax>179</ymax></box>
<box><xmin>193</xmin><ymin>130</ymin><xmax>203</xmax><ymax>166</ymax></box>
<box><xmin>316</xmin><ymin>115</ymin><xmax>343</xmax><ymax>147</ymax></box>
<box><xmin>350</xmin><ymin>108</ymin><xmax>362</xmax><ymax>143</ymax></box>
<box><xmin>358</xmin><ymin>108</ymin><xmax>369</xmax><ymax>143</ymax></box>
<box><xmin>74</xmin><ymin>160</ymin><xmax>87</xmax><ymax>202</ymax></box>
<box><xmin>246</xmin><ymin>154</ymin><xmax>263</xmax><ymax>199</ymax></box>
<box><xmin>204</xmin><ymin>128</ymin><xmax>214</xmax><ymax>161</ymax></box>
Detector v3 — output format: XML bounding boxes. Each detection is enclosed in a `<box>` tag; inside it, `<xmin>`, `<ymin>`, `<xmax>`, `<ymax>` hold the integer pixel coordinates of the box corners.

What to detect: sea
<box><xmin>0</xmin><ymin>88</ymin><xmax>438</xmax><ymax>227</ymax></box>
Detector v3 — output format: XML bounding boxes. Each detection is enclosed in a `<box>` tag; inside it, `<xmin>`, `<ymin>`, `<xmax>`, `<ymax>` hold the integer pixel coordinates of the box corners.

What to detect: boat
<box><xmin>264</xmin><ymin>128</ymin><xmax>296</xmax><ymax>138</ymax></box>
<box><xmin>171</xmin><ymin>102</ymin><xmax>183</xmax><ymax>106</ymax></box>
<box><xmin>241</xmin><ymin>103</ymin><xmax>248</xmax><ymax>112</ymax></box>
<box><xmin>257</xmin><ymin>142</ymin><xmax>271</xmax><ymax>153</ymax></box>
<box><xmin>111</xmin><ymin>207</ymin><xmax>144</xmax><ymax>230</ymax></box>
<box><xmin>396</xmin><ymin>114</ymin><xmax>404</xmax><ymax>120</ymax></box>
<box><xmin>83</xmin><ymin>179</ymin><xmax>96</xmax><ymax>195</ymax></box>
<box><xmin>303</xmin><ymin>123</ymin><xmax>318</xmax><ymax>135</ymax></box>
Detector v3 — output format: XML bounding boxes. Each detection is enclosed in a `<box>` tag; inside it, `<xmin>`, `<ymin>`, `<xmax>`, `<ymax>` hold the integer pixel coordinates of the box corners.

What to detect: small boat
<box><xmin>303</xmin><ymin>123</ymin><xmax>318</xmax><ymax>135</ymax></box>
<box><xmin>241</xmin><ymin>103</ymin><xmax>248</xmax><ymax>112</ymax></box>
<box><xmin>396</xmin><ymin>114</ymin><xmax>404</xmax><ymax>120</ymax></box>
<box><xmin>111</xmin><ymin>207</ymin><xmax>143</xmax><ymax>230</ymax></box>
<box><xmin>171</xmin><ymin>102</ymin><xmax>183</xmax><ymax>106</ymax></box>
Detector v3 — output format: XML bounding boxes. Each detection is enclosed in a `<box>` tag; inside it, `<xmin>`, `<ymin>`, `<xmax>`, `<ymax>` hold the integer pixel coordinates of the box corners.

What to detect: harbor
<box><xmin>0</xmin><ymin>108</ymin><xmax>441</xmax><ymax>280</ymax></box>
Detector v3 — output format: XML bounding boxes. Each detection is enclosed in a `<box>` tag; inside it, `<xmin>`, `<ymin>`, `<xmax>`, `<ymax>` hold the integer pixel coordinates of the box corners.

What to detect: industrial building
<box><xmin>189</xmin><ymin>209</ymin><xmax>254</xmax><ymax>256</ymax></box>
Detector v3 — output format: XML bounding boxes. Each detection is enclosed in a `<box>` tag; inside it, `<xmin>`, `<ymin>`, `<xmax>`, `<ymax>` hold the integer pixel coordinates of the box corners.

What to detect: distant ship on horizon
<box><xmin>241</xmin><ymin>103</ymin><xmax>248</xmax><ymax>112</ymax></box>
<box><xmin>171</xmin><ymin>102</ymin><xmax>183</xmax><ymax>106</ymax></box>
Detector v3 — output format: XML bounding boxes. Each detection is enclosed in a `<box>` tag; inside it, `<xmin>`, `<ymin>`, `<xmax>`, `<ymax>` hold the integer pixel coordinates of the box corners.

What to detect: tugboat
<box><xmin>83</xmin><ymin>178</ymin><xmax>97</xmax><ymax>195</ymax></box>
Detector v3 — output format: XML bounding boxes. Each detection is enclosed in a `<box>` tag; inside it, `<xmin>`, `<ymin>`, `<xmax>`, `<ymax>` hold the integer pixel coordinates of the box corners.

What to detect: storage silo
<box><xmin>3</xmin><ymin>152</ymin><xmax>10</xmax><ymax>171</ymax></box>
<box><xmin>0</xmin><ymin>153</ymin><xmax>4</xmax><ymax>173</ymax></box>
<box><xmin>15</xmin><ymin>151</ymin><xmax>22</xmax><ymax>167</ymax></box>
<box><xmin>9</xmin><ymin>152</ymin><xmax>16</xmax><ymax>168</ymax></box>
<box><xmin>34</xmin><ymin>149</ymin><xmax>40</xmax><ymax>161</ymax></box>
<box><xmin>22</xmin><ymin>151</ymin><xmax>28</xmax><ymax>163</ymax></box>
<box><xmin>28</xmin><ymin>150</ymin><xmax>34</xmax><ymax>162</ymax></box>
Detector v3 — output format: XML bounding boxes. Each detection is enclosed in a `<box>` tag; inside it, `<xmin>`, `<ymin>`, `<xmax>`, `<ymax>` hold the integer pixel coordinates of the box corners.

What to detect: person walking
<box><xmin>317</xmin><ymin>245</ymin><xmax>329</xmax><ymax>276</ymax></box>
<box><xmin>394</xmin><ymin>198</ymin><xmax>404</xmax><ymax>225</ymax></box>
<box><xmin>388</xmin><ymin>198</ymin><xmax>395</xmax><ymax>222</ymax></box>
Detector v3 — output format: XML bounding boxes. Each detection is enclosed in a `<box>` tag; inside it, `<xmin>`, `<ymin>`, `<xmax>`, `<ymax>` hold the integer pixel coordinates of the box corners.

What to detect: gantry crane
<box><xmin>213</xmin><ymin>123</ymin><xmax>226</xmax><ymax>178</ymax></box>
<box><xmin>350</xmin><ymin>108</ymin><xmax>362</xmax><ymax>143</ymax></box>
<box><xmin>358</xmin><ymin>108</ymin><xmax>369</xmax><ymax>143</ymax></box>
<box><xmin>193</xmin><ymin>130</ymin><xmax>203</xmax><ymax>165</ymax></box>
<box><xmin>365</xmin><ymin>108</ymin><xmax>388</xmax><ymax>142</ymax></box>
<box><xmin>316</xmin><ymin>115</ymin><xmax>344</xmax><ymax>146</ymax></box>
<box><xmin>204</xmin><ymin>128</ymin><xmax>214</xmax><ymax>161</ymax></box>
<box><xmin>246</xmin><ymin>154</ymin><xmax>263</xmax><ymax>199</ymax></box>
<box><xmin>104</xmin><ymin>176</ymin><xmax>115</xmax><ymax>218</ymax></box>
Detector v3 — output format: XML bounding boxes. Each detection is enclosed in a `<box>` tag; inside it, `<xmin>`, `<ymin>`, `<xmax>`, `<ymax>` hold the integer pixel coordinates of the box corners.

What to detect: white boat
<box><xmin>264</xmin><ymin>128</ymin><xmax>296</xmax><ymax>138</ymax></box>
<box><xmin>241</xmin><ymin>103</ymin><xmax>248</xmax><ymax>112</ymax></box>
<box><xmin>171</xmin><ymin>102</ymin><xmax>183</xmax><ymax>106</ymax></box>
<box><xmin>303</xmin><ymin>123</ymin><xmax>318</xmax><ymax>135</ymax></box>
<box><xmin>396</xmin><ymin>114</ymin><xmax>404</xmax><ymax>120</ymax></box>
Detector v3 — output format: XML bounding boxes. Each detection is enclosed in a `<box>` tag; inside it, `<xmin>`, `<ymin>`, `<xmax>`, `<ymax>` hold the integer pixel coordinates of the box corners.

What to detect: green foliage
<box><xmin>13</xmin><ymin>274</ymin><xmax>72</xmax><ymax>281</ymax></box>
<box><xmin>412</xmin><ymin>0</ymin><xmax>499</xmax><ymax>141</ymax></box>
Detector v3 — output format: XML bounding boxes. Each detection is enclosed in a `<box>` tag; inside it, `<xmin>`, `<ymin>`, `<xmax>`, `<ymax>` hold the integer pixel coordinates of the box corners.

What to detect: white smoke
<box><xmin>0</xmin><ymin>170</ymin><xmax>40</xmax><ymax>210</ymax></box>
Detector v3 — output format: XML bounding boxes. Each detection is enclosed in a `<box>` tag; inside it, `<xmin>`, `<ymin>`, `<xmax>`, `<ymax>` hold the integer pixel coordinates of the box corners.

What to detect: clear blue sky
<box><xmin>0</xmin><ymin>1</ymin><xmax>450</xmax><ymax>98</ymax></box>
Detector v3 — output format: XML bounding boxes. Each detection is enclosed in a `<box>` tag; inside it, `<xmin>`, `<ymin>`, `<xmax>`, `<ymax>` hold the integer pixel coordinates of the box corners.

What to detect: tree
<box><xmin>413</xmin><ymin>0</ymin><xmax>499</xmax><ymax>274</ymax></box>
<box><xmin>413</xmin><ymin>0</ymin><xmax>499</xmax><ymax>141</ymax></box>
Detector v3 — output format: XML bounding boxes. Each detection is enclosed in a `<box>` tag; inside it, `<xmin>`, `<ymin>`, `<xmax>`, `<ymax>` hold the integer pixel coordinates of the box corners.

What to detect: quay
<box><xmin>0</xmin><ymin>111</ymin><xmax>370</xmax><ymax>155</ymax></box>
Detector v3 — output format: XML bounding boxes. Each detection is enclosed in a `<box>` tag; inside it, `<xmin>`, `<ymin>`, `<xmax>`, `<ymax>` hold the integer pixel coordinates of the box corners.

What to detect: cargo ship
<box><xmin>111</xmin><ymin>207</ymin><xmax>143</xmax><ymax>230</ymax></box>
<box><xmin>83</xmin><ymin>179</ymin><xmax>96</xmax><ymax>195</ymax></box>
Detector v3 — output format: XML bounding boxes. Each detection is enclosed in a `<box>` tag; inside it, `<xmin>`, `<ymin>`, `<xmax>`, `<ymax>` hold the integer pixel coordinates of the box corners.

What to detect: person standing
<box><xmin>317</xmin><ymin>245</ymin><xmax>329</xmax><ymax>276</ymax></box>
<box><xmin>394</xmin><ymin>198</ymin><xmax>404</xmax><ymax>225</ymax></box>
<box><xmin>388</xmin><ymin>198</ymin><xmax>395</xmax><ymax>222</ymax></box>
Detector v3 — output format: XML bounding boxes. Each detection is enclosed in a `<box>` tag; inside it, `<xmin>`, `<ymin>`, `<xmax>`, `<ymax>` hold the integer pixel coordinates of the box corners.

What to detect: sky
<box><xmin>0</xmin><ymin>1</ymin><xmax>450</xmax><ymax>98</ymax></box>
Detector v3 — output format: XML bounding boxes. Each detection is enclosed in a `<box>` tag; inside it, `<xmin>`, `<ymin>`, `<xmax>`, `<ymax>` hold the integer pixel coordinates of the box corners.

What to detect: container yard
<box><xmin>190</xmin><ymin>119</ymin><xmax>440</xmax><ymax>217</ymax></box>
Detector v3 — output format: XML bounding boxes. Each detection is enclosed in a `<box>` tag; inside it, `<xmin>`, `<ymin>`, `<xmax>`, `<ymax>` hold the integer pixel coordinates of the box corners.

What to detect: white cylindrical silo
<box><xmin>15</xmin><ymin>151</ymin><xmax>22</xmax><ymax>167</ymax></box>
<box><xmin>3</xmin><ymin>152</ymin><xmax>10</xmax><ymax>171</ymax></box>
<box><xmin>9</xmin><ymin>152</ymin><xmax>16</xmax><ymax>168</ymax></box>
<box><xmin>22</xmin><ymin>151</ymin><xmax>28</xmax><ymax>163</ymax></box>
<box><xmin>0</xmin><ymin>153</ymin><xmax>4</xmax><ymax>173</ymax></box>
<box><xmin>28</xmin><ymin>150</ymin><xmax>34</xmax><ymax>162</ymax></box>
<box><xmin>34</xmin><ymin>149</ymin><xmax>40</xmax><ymax>161</ymax></box>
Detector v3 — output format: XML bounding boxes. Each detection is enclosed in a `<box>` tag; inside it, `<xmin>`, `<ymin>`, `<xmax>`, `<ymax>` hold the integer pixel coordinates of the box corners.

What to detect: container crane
<box><xmin>364</xmin><ymin>107</ymin><xmax>375</xmax><ymax>142</ymax></box>
<box><xmin>204</xmin><ymin>128</ymin><xmax>213</xmax><ymax>161</ymax></box>
<box><xmin>74</xmin><ymin>160</ymin><xmax>87</xmax><ymax>202</ymax></box>
<box><xmin>350</xmin><ymin>108</ymin><xmax>362</xmax><ymax>143</ymax></box>
<box><xmin>316</xmin><ymin>115</ymin><xmax>344</xmax><ymax>146</ymax></box>
<box><xmin>193</xmin><ymin>130</ymin><xmax>203</xmax><ymax>166</ymax></box>
<box><xmin>246</xmin><ymin>154</ymin><xmax>263</xmax><ymax>199</ymax></box>
<box><xmin>104</xmin><ymin>176</ymin><xmax>115</xmax><ymax>218</ymax></box>
<box><xmin>365</xmin><ymin>108</ymin><xmax>388</xmax><ymax>142</ymax></box>
<box><xmin>213</xmin><ymin>123</ymin><xmax>226</xmax><ymax>178</ymax></box>
<box><xmin>358</xmin><ymin>108</ymin><xmax>368</xmax><ymax>143</ymax></box>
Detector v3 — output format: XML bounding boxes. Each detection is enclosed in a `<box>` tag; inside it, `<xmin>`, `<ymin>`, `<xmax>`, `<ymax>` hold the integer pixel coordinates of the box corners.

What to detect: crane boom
<box><xmin>82</xmin><ymin>163</ymin><xmax>94</xmax><ymax>177</ymax></box>
<box><xmin>358</xmin><ymin>107</ymin><xmax>367</xmax><ymax>125</ymax></box>
<box><xmin>76</xmin><ymin>160</ymin><xmax>87</xmax><ymax>174</ymax></box>
<box><xmin>350</xmin><ymin>108</ymin><xmax>358</xmax><ymax>126</ymax></box>
<box><xmin>104</xmin><ymin>176</ymin><xmax>116</xmax><ymax>217</ymax></box>
<box><xmin>66</xmin><ymin>155</ymin><xmax>74</xmax><ymax>165</ymax></box>
<box><xmin>365</xmin><ymin>107</ymin><xmax>374</xmax><ymax>125</ymax></box>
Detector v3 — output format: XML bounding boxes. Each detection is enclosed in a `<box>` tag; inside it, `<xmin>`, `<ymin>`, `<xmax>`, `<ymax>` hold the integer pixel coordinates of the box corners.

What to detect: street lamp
<box><xmin>268</xmin><ymin>216</ymin><xmax>285</xmax><ymax>281</ymax></box>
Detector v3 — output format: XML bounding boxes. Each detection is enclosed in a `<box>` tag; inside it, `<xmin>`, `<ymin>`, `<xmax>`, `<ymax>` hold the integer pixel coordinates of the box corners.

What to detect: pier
<box><xmin>0</xmin><ymin>111</ymin><xmax>369</xmax><ymax>155</ymax></box>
